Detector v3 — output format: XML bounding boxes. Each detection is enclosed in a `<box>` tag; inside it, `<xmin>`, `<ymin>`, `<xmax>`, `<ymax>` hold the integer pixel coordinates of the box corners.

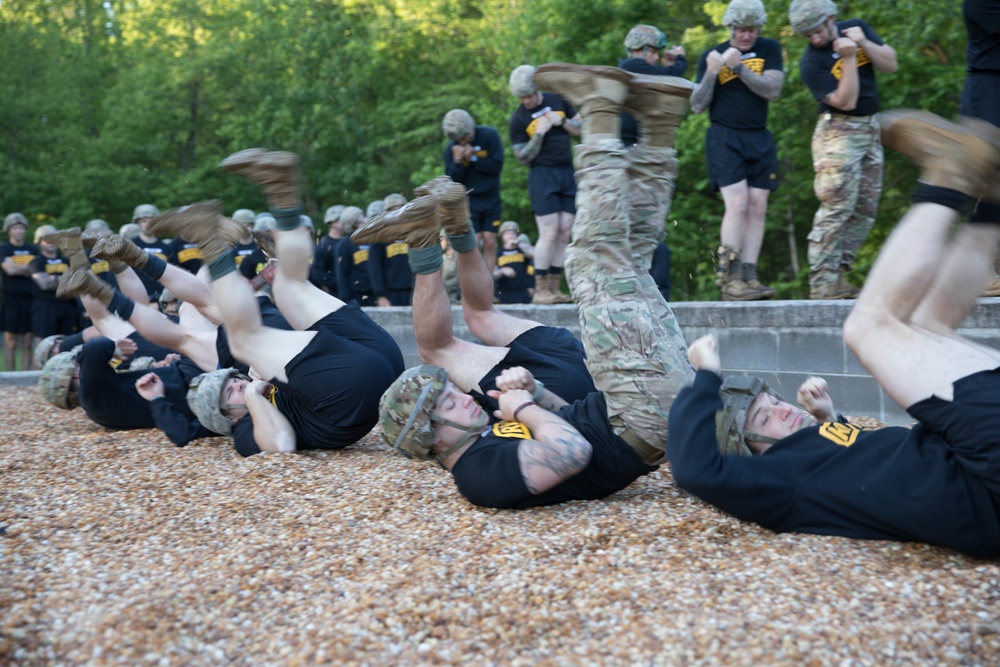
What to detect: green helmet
<box><xmin>187</xmin><ymin>368</ymin><xmax>246</xmax><ymax>436</ymax></box>
<box><xmin>442</xmin><ymin>109</ymin><xmax>475</xmax><ymax>141</ymax></box>
<box><xmin>499</xmin><ymin>220</ymin><xmax>520</xmax><ymax>235</ymax></box>
<box><xmin>366</xmin><ymin>200</ymin><xmax>385</xmax><ymax>219</ymax></box>
<box><xmin>3</xmin><ymin>212</ymin><xmax>28</xmax><ymax>232</ymax></box>
<box><xmin>383</xmin><ymin>193</ymin><xmax>407</xmax><ymax>212</ymax></box>
<box><xmin>788</xmin><ymin>0</ymin><xmax>836</xmax><ymax>33</ymax></box>
<box><xmin>509</xmin><ymin>65</ymin><xmax>537</xmax><ymax>97</ymax></box>
<box><xmin>231</xmin><ymin>208</ymin><xmax>256</xmax><ymax>225</ymax></box>
<box><xmin>723</xmin><ymin>0</ymin><xmax>768</xmax><ymax>27</ymax></box>
<box><xmin>85</xmin><ymin>218</ymin><xmax>110</xmax><ymax>233</ymax></box>
<box><xmin>39</xmin><ymin>351</ymin><xmax>79</xmax><ymax>410</ymax></box>
<box><xmin>340</xmin><ymin>206</ymin><xmax>364</xmax><ymax>235</ymax></box>
<box><xmin>119</xmin><ymin>223</ymin><xmax>140</xmax><ymax>240</ymax></box>
<box><xmin>324</xmin><ymin>205</ymin><xmax>345</xmax><ymax>224</ymax></box>
<box><xmin>253</xmin><ymin>212</ymin><xmax>276</xmax><ymax>232</ymax></box>
<box><xmin>715</xmin><ymin>375</ymin><xmax>784</xmax><ymax>456</ymax></box>
<box><xmin>34</xmin><ymin>335</ymin><xmax>65</xmax><ymax>370</ymax></box>
<box><xmin>624</xmin><ymin>24</ymin><xmax>668</xmax><ymax>52</ymax></box>
<box><xmin>132</xmin><ymin>204</ymin><xmax>160</xmax><ymax>222</ymax></box>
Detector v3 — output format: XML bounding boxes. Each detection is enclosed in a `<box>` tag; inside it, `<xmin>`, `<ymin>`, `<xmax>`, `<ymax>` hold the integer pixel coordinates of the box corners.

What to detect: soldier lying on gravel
<box><xmin>668</xmin><ymin>111</ymin><xmax>1000</xmax><ymax>558</ymax></box>
<box><xmin>370</xmin><ymin>64</ymin><xmax>695</xmax><ymax>508</ymax></box>
<box><xmin>146</xmin><ymin>150</ymin><xmax>404</xmax><ymax>456</ymax></box>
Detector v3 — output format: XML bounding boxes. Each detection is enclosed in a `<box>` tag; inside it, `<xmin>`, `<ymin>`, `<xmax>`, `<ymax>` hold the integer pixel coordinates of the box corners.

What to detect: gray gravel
<box><xmin>2</xmin><ymin>386</ymin><xmax>998</xmax><ymax>666</ymax></box>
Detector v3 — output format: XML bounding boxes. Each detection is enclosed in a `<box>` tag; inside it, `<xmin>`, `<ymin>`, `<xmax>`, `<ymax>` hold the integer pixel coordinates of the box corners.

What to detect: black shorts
<box><xmin>471</xmin><ymin>325</ymin><xmax>596</xmax><ymax>415</ymax></box>
<box><xmin>31</xmin><ymin>299</ymin><xmax>79</xmax><ymax>338</ymax></box>
<box><xmin>907</xmin><ymin>367</ymin><xmax>1000</xmax><ymax>498</ymax></box>
<box><xmin>528</xmin><ymin>165</ymin><xmax>577</xmax><ymax>216</ymax></box>
<box><xmin>385</xmin><ymin>288</ymin><xmax>412</xmax><ymax>306</ymax></box>
<box><xmin>705</xmin><ymin>124</ymin><xmax>779</xmax><ymax>191</ymax></box>
<box><xmin>469</xmin><ymin>198</ymin><xmax>502</xmax><ymax>235</ymax></box>
<box><xmin>961</xmin><ymin>73</ymin><xmax>1000</xmax><ymax>223</ymax></box>
<box><xmin>1</xmin><ymin>293</ymin><xmax>33</xmax><ymax>334</ymax></box>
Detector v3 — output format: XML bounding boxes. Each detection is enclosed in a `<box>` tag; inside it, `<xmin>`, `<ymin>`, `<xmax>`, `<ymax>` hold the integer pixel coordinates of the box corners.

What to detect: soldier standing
<box><xmin>790</xmin><ymin>0</ymin><xmax>897</xmax><ymax>299</ymax></box>
<box><xmin>0</xmin><ymin>213</ymin><xmax>38</xmax><ymax>370</ymax></box>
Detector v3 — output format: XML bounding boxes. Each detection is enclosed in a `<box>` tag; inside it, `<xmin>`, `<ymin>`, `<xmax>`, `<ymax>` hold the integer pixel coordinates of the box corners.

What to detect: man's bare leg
<box><xmin>270</xmin><ymin>225</ymin><xmax>346</xmax><ymax>330</ymax></box>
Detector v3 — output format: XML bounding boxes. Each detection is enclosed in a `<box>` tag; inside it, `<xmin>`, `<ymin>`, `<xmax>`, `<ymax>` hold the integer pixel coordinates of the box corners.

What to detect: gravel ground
<box><xmin>2</xmin><ymin>385</ymin><xmax>999</xmax><ymax>666</ymax></box>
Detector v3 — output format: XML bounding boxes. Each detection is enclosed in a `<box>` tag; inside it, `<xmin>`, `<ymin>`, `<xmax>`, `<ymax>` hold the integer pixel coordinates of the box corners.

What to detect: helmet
<box><xmin>34</xmin><ymin>224</ymin><xmax>57</xmax><ymax>245</ymax></box>
<box><xmin>39</xmin><ymin>351</ymin><xmax>79</xmax><ymax>410</ymax></box>
<box><xmin>366</xmin><ymin>200</ymin><xmax>385</xmax><ymax>219</ymax></box>
<box><xmin>127</xmin><ymin>356</ymin><xmax>156</xmax><ymax>371</ymax></box>
<box><xmin>340</xmin><ymin>206</ymin><xmax>364</xmax><ymax>235</ymax></box>
<box><xmin>231</xmin><ymin>209</ymin><xmax>256</xmax><ymax>225</ymax></box>
<box><xmin>379</xmin><ymin>365</ymin><xmax>449</xmax><ymax>459</ymax></box>
<box><xmin>383</xmin><ymin>193</ymin><xmax>407</xmax><ymax>212</ymax></box>
<box><xmin>119</xmin><ymin>223</ymin><xmax>141</xmax><ymax>240</ymax></box>
<box><xmin>624</xmin><ymin>24</ymin><xmax>668</xmax><ymax>51</ymax></box>
<box><xmin>299</xmin><ymin>214</ymin><xmax>314</xmax><ymax>229</ymax></box>
<box><xmin>324</xmin><ymin>204</ymin><xmax>345</xmax><ymax>224</ymax></box>
<box><xmin>132</xmin><ymin>204</ymin><xmax>160</xmax><ymax>222</ymax></box>
<box><xmin>442</xmin><ymin>109</ymin><xmax>475</xmax><ymax>141</ymax></box>
<box><xmin>788</xmin><ymin>0</ymin><xmax>836</xmax><ymax>32</ymax></box>
<box><xmin>715</xmin><ymin>375</ymin><xmax>785</xmax><ymax>456</ymax></box>
<box><xmin>158</xmin><ymin>287</ymin><xmax>180</xmax><ymax>314</ymax></box>
<box><xmin>34</xmin><ymin>335</ymin><xmax>65</xmax><ymax>370</ymax></box>
<box><xmin>253</xmin><ymin>212</ymin><xmax>276</xmax><ymax>232</ymax></box>
<box><xmin>723</xmin><ymin>0</ymin><xmax>768</xmax><ymax>27</ymax></box>
<box><xmin>187</xmin><ymin>368</ymin><xmax>245</xmax><ymax>436</ymax></box>
<box><xmin>3</xmin><ymin>212</ymin><xmax>28</xmax><ymax>232</ymax></box>
<box><xmin>85</xmin><ymin>218</ymin><xmax>110</xmax><ymax>233</ymax></box>
<box><xmin>499</xmin><ymin>220</ymin><xmax>520</xmax><ymax>235</ymax></box>
<box><xmin>509</xmin><ymin>65</ymin><xmax>537</xmax><ymax>97</ymax></box>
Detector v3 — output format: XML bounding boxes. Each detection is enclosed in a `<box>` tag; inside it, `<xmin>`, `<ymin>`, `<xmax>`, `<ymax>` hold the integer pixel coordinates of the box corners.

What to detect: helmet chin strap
<box><xmin>432</xmin><ymin>411</ymin><xmax>490</xmax><ymax>462</ymax></box>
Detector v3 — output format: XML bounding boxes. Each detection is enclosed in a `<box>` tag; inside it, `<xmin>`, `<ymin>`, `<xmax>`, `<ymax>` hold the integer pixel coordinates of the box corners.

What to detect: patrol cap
<box><xmin>378</xmin><ymin>365</ymin><xmax>449</xmax><ymax>459</ymax></box>
<box><xmin>39</xmin><ymin>351</ymin><xmax>79</xmax><ymax>410</ymax></box>
<box><xmin>383</xmin><ymin>193</ymin><xmax>407</xmax><ymax>212</ymax></box>
<box><xmin>231</xmin><ymin>209</ymin><xmax>256</xmax><ymax>225</ymax></box>
<box><xmin>716</xmin><ymin>375</ymin><xmax>785</xmax><ymax>456</ymax></box>
<box><xmin>624</xmin><ymin>24</ymin><xmax>668</xmax><ymax>51</ymax></box>
<box><xmin>723</xmin><ymin>0</ymin><xmax>768</xmax><ymax>27</ymax></box>
<box><xmin>132</xmin><ymin>204</ymin><xmax>160</xmax><ymax>222</ymax></box>
<box><xmin>187</xmin><ymin>368</ymin><xmax>245</xmax><ymax>436</ymax></box>
<box><xmin>340</xmin><ymin>206</ymin><xmax>364</xmax><ymax>235</ymax></box>
<box><xmin>324</xmin><ymin>205</ymin><xmax>346</xmax><ymax>224</ymax></box>
<box><xmin>789</xmin><ymin>0</ymin><xmax>837</xmax><ymax>33</ymax></box>
<box><xmin>509</xmin><ymin>65</ymin><xmax>537</xmax><ymax>97</ymax></box>
<box><xmin>442</xmin><ymin>109</ymin><xmax>475</xmax><ymax>141</ymax></box>
<box><xmin>4</xmin><ymin>212</ymin><xmax>28</xmax><ymax>232</ymax></box>
<box><xmin>85</xmin><ymin>218</ymin><xmax>111</xmax><ymax>233</ymax></box>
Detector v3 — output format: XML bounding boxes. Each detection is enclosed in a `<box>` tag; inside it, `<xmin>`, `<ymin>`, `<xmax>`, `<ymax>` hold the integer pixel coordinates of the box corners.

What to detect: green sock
<box><xmin>447</xmin><ymin>228</ymin><xmax>478</xmax><ymax>254</ymax></box>
<box><xmin>408</xmin><ymin>246</ymin><xmax>443</xmax><ymax>275</ymax></box>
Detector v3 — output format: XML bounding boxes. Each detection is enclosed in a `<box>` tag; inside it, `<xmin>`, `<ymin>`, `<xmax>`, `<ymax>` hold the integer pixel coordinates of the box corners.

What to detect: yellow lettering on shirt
<box><xmin>177</xmin><ymin>247</ymin><xmax>203</xmax><ymax>263</ymax></box>
<box><xmin>45</xmin><ymin>262</ymin><xmax>68</xmax><ymax>274</ymax></box>
<box><xmin>353</xmin><ymin>248</ymin><xmax>369</xmax><ymax>264</ymax></box>
<box><xmin>831</xmin><ymin>48</ymin><xmax>870</xmax><ymax>80</ymax></box>
<box><xmin>497</xmin><ymin>252</ymin><xmax>525</xmax><ymax>267</ymax></box>
<box><xmin>386</xmin><ymin>242</ymin><xmax>409</xmax><ymax>259</ymax></box>
<box><xmin>493</xmin><ymin>420</ymin><xmax>533</xmax><ymax>440</ymax></box>
<box><xmin>818</xmin><ymin>421</ymin><xmax>862</xmax><ymax>447</ymax></box>
<box><xmin>719</xmin><ymin>57</ymin><xmax>766</xmax><ymax>84</ymax></box>
<box><xmin>526</xmin><ymin>111</ymin><xmax>566</xmax><ymax>138</ymax></box>
<box><xmin>12</xmin><ymin>254</ymin><xmax>34</xmax><ymax>265</ymax></box>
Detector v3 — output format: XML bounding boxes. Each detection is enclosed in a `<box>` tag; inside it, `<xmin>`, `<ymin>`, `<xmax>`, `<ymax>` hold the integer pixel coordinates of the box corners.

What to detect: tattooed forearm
<box><xmin>740</xmin><ymin>69</ymin><xmax>784</xmax><ymax>101</ymax></box>
<box><xmin>513</xmin><ymin>135</ymin><xmax>544</xmax><ymax>165</ymax></box>
<box><xmin>689</xmin><ymin>77</ymin><xmax>716</xmax><ymax>114</ymax></box>
<box><xmin>516</xmin><ymin>408</ymin><xmax>594</xmax><ymax>495</ymax></box>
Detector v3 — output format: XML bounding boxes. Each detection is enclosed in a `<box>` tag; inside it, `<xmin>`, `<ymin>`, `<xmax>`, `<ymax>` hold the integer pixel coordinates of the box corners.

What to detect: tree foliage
<box><xmin>0</xmin><ymin>0</ymin><xmax>968</xmax><ymax>299</ymax></box>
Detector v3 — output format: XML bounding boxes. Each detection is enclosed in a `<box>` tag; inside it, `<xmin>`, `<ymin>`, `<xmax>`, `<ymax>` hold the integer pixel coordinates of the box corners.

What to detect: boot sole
<box><xmin>533</xmin><ymin>63</ymin><xmax>632</xmax><ymax>106</ymax></box>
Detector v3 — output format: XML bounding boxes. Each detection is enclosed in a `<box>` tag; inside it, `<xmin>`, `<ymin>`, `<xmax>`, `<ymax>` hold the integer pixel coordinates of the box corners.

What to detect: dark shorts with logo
<box><xmin>528</xmin><ymin>165</ymin><xmax>577</xmax><ymax>216</ymax></box>
<box><xmin>469</xmin><ymin>198</ymin><xmax>502</xmax><ymax>235</ymax></box>
<box><xmin>705</xmin><ymin>124</ymin><xmax>779</xmax><ymax>191</ymax></box>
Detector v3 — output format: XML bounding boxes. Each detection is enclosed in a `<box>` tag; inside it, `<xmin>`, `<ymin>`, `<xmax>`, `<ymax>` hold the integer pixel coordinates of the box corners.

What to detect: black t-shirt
<box><xmin>667</xmin><ymin>371</ymin><xmax>1000</xmax><ymax>558</ymax></box>
<box><xmin>443</xmin><ymin>125</ymin><xmax>504</xmax><ymax>201</ymax></box>
<box><xmin>800</xmin><ymin>19</ymin><xmax>884</xmax><ymax>116</ymax></box>
<box><xmin>310</xmin><ymin>235</ymin><xmax>342</xmax><ymax>291</ymax></box>
<box><xmin>494</xmin><ymin>247</ymin><xmax>534</xmax><ymax>303</ymax></box>
<box><xmin>0</xmin><ymin>242</ymin><xmax>39</xmax><ymax>296</ymax></box>
<box><xmin>239</xmin><ymin>247</ymin><xmax>269</xmax><ymax>281</ymax></box>
<box><xmin>696</xmin><ymin>37</ymin><xmax>783</xmax><ymax>130</ymax></box>
<box><xmin>168</xmin><ymin>237</ymin><xmax>204</xmax><ymax>274</ymax></box>
<box><xmin>368</xmin><ymin>241</ymin><xmax>414</xmax><ymax>296</ymax></box>
<box><xmin>508</xmin><ymin>92</ymin><xmax>577</xmax><ymax>168</ymax></box>
<box><xmin>965</xmin><ymin>0</ymin><xmax>1000</xmax><ymax>71</ymax></box>
<box><xmin>133</xmin><ymin>237</ymin><xmax>171</xmax><ymax>298</ymax></box>
<box><xmin>451</xmin><ymin>392</ymin><xmax>656</xmax><ymax>509</ymax></box>
<box><xmin>29</xmin><ymin>253</ymin><xmax>69</xmax><ymax>302</ymax></box>
<box><xmin>335</xmin><ymin>239</ymin><xmax>374</xmax><ymax>301</ymax></box>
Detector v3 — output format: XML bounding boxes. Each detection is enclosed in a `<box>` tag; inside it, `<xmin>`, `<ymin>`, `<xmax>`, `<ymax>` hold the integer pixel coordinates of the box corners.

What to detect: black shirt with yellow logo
<box><xmin>800</xmin><ymin>19</ymin><xmax>885</xmax><ymax>116</ymax></box>
<box><xmin>667</xmin><ymin>371</ymin><xmax>1000</xmax><ymax>558</ymax></box>
<box><xmin>696</xmin><ymin>37</ymin><xmax>783</xmax><ymax>131</ymax></box>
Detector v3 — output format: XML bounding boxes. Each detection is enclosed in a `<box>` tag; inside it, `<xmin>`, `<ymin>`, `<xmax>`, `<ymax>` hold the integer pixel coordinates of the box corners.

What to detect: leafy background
<box><xmin>0</xmin><ymin>0</ymin><xmax>967</xmax><ymax>299</ymax></box>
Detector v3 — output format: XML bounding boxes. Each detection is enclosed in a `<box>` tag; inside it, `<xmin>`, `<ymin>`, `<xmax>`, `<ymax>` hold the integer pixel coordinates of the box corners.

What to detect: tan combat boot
<box><xmin>531</xmin><ymin>274</ymin><xmax>559</xmax><ymax>305</ymax></box>
<box><xmin>881</xmin><ymin>111</ymin><xmax>1000</xmax><ymax>201</ymax></box>
<box><xmin>90</xmin><ymin>233</ymin><xmax>152</xmax><ymax>271</ymax></box>
<box><xmin>42</xmin><ymin>227</ymin><xmax>90</xmax><ymax>272</ymax></box>
<box><xmin>741</xmin><ymin>262</ymin><xmax>775</xmax><ymax>300</ymax></box>
<box><xmin>147</xmin><ymin>200</ymin><xmax>243</xmax><ymax>265</ymax></box>
<box><xmin>218</xmin><ymin>148</ymin><xmax>302</xmax><ymax>211</ymax></box>
<box><xmin>56</xmin><ymin>269</ymin><xmax>115</xmax><ymax>305</ymax></box>
<box><xmin>624</xmin><ymin>74</ymin><xmax>694</xmax><ymax>148</ymax></box>
<box><xmin>351</xmin><ymin>197</ymin><xmax>441</xmax><ymax>249</ymax></box>
<box><xmin>533</xmin><ymin>63</ymin><xmax>631</xmax><ymax>139</ymax></box>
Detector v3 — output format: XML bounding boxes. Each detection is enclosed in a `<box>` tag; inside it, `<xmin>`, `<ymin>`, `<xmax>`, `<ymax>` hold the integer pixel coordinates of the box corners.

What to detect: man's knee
<box><xmin>843</xmin><ymin>301</ymin><xmax>887</xmax><ymax>355</ymax></box>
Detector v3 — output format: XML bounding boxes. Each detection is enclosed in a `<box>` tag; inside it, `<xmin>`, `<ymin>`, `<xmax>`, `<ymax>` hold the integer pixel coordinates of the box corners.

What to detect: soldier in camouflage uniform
<box><xmin>364</xmin><ymin>65</ymin><xmax>694</xmax><ymax>509</ymax></box>
<box><xmin>790</xmin><ymin>0</ymin><xmax>897</xmax><ymax>299</ymax></box>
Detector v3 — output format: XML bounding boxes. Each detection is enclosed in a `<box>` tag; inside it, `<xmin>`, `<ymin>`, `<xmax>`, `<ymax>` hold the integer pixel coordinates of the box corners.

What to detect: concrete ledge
<box><xmin>10</xmin><ymin>298</ymin><xmax>999</xmax><ymax>426</ymax></box>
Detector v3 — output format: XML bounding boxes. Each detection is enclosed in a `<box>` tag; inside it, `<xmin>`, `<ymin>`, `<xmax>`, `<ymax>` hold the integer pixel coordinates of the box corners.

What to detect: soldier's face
<box><xmin>432</xmin><ymin>382</ymin><xmax>486</xmax><ymax>440</ymax></box>
<box><xmin>729</xmin><ymin>26</ymin><xmax>759</xmax><ymax>51</ymax></box>
<box><xmin>744</xmin><ymin>392</ymin><xmax>816</xmax><ymax>453</ymax></box>
<box><xmin>803</xmin><ymin>20</ymin><xmax>835</xmax><ymax>48</ymax></box>
<box><xmin>502</xmin><ymin>230</ymin><xmax>519</xmax><ymax>248</ymax></box>
<box><xmin>8</xmin><ymin>224</ymin><xmax>25</xmax><ymax>242</ymax></box>
<box><xmin>642</xmin><ymin>46</ymin><xmax>661</xmax><ymax>65</ymax></box>
<box><xmin>519</xmin><ymin>93</ymin><xmax>541</xmax><ymax>109</ymax></box>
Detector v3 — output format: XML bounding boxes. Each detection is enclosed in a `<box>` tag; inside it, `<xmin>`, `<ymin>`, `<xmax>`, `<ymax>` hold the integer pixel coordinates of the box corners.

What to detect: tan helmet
<box><xmin>723</xmin><ymin>0</ymin><xmax>768</xmax><ymax>27</ymax></box>
<box><xmin>383</xmin><ymin>193</ymin><xmax>407</xmax><ymax>212</ymax></box>
<box><xmin>789</xmin><ymin>0</ymin><xmax>836</xmax><ymax>33</ymax></box>
<box><xmin>119</xmin><ymin>223</ymin><xmax>141</xmax><ymax>240</ymax></box>
<box><xmin>187</xmin><ymin>368</ymin><xmax>247</xmax><ymax>436</ymax></box>
<box><xmin>34</xmin><ymin>224</ymin><xmax>57</xmax><ymax>245</ymax></box>
<box><xmin>231</xmin><ymin>209</ymin><xmax>256</xmax><ymax>226</ymax></box>
<box><xmin>85</xmin><ymin>218</ymin><xmax>111</xmax><ymax>233</ymax></box>
<box><xmin>509</xmin><ymin>65</ymin><xmax>537</xmax><ymax>98</ymax></box>
<box><xmin>715</xmin><ymin>375</ymin><xmax>785</xmax><ymax>456</ymax></box>
<box><xmin>300</xmin><ymin>214</ymin><xmax>314</xmax><ymax>229</ymax></box>
<box><xmin>3</xmin><ymin>212</ymin><xmax>28</xmax><ymax>232</ymax></box>
<box><xmin>340</xmin><ymin>206</ymin><xmax>364</xmax><ymax>235</ymax></box>
<box><xmin>34</xmin><ymin>335</ymin><xmax>65</xmax><ymax>370</ymax></box>
<box><xmin>442</xmin><ymin>109</ymin><xmax>475</xmax><ymax>141</ymax></box>
<box><xmin>39</xmin><ymin>351</ymin><xmax>79</xmax><ymax>410</ymax></box>
<box><xmin>366</xmin><ymin>200</ymin><xmax>385</xmax><ymax>219</ymax></box>
<box><xmin>132</xmin><ymin>204</ymin><xmax>160</xmax><ymax>222</ymax></box>
<box><xmin>253</xmin><ymin>212</ymin><xmax>276</xmax><ymax>232</ymax></box>
<box><xmin>324</xmin><ymin>204</ymin><xmax>346</xmax><ymax>224</ymax></box>
<box><xmin>624</xmin><ymin>24</ymin><xmax>668</xmax><ymax>52</ymax></box>
<box><xmin>499</xmin><ymin>220</ymin><xmax>520</xmax><ymax>236</ymax></box>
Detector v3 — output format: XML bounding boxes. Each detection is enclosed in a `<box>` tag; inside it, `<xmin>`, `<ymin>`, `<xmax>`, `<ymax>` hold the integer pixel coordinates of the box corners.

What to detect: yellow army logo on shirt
<box><xmin>177</xmin><ymin>247</ymin><xmax>203</xmax><ymax>263</ymax></box>
<box><xmin>817</xmin><ymin>421</ymin><xmax>864</xmax><ymax>447</ymax></box>
<box><xmin>45</xmin><ymin>262</ymin><xmax>68</xmax><ymax>274</ymax></box>
<box><xmin>719</xmin><ymin>57</ymin><xmax>765</xmax><ymax>85</ymax></box>
<box><xmin>492</xmin><ymin>420</ymin><xmax>533</xmax><ymax>440</ymax></box>
<box><xmin>353</xmin><ymin>247</ymin><xmax>369</xmax><ymax>264</ymax></box>
<box><xmin>831</xmin><ymin>48</ymin><xmax>871</xmax><ymax>80</ymax></box>
<box><xmin>497</xmin><ymin>252</ymin><xmax>526</xmax><ymax>268</ymax></box>
<box><xmin>525</xmin><ymin>109</ymin><xmax>567</xmax><ymax>138</ymax></box>
<box><xmin>386</xmin><ymin>242</ymin><xmax>408</xmax><ymax>259</ymax></box>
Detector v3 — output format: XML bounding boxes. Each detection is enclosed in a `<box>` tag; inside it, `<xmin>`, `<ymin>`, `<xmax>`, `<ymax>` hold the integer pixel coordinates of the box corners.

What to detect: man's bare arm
<box><xmin>562</xmin><ymin>114</ymin><xmax>582</xmax><ymax>137</ymax></box>
<box><xmin>737</xmin><ymin>69</ymin><xmax>784</xmax><ymax>101</ymax></box>
<box><xmin>246</xmin><ymin>381</ymin><xmax>297</xmax><ymax>453</ymax></box>
<box><xmin>32</xmin><ymin>271</ymin><xmax>58</xmax><ymax>291</ymax></box>
<box><xmin>689</xmin><ymin>74</ymin><xmax>717</xmax><ymax>114</ymax></box>
<box><xmin>512</xmin><ymin>136</ymin><xmax>544</xmax><ymax>166</ymax></box>
<box><xmin>3</xmin><ymin>257</ymin><xmax>31</xmax><ymax>277</ymax></box>
<box><xmin>515</xmin><ymin>404</ymin><xmax>593</xmax><ymax>494</ymax></box>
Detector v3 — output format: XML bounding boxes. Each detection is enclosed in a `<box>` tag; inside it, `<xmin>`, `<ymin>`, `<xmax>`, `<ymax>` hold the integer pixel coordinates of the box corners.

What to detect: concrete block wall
<box><xmin>369</xmin><ymin>298</ymin><xmax>1000</xmax><ymax>426</ymax></box>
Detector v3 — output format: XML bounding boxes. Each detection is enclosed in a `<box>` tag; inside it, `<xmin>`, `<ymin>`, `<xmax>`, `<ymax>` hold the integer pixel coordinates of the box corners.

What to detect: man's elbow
<box><xmin>274</xmin><ymin>433</ymin><xmax>296</xmax><ymax>453</ymax></box>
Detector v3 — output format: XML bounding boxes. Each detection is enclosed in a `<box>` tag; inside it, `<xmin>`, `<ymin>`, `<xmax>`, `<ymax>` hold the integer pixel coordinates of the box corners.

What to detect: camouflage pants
<box><xmin>564</xmin><ymin>140</ymin><xmax>694</xmax><ymax>464</ymax></box>
<box><xmin>807</xmin><ymin>114</ymin><xmax>883</xmax><ymax>288</ymax></box>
